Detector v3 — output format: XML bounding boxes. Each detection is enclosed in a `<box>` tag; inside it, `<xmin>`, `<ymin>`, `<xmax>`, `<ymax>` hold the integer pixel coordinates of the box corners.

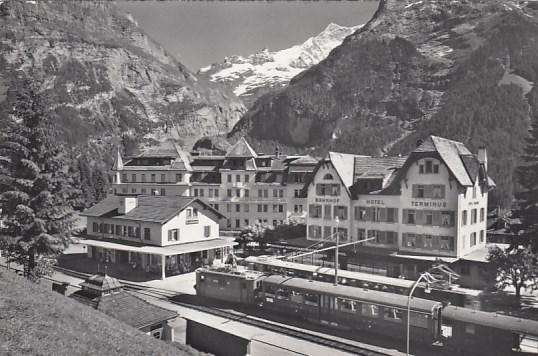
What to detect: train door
<box><xmin>319</xmin><ymin>294</ymin><xmax>334</xmax><ymax>323</ymax></box>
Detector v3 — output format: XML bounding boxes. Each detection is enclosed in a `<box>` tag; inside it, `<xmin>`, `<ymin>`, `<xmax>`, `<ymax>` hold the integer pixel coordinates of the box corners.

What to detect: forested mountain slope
<box><xmin>0</xmin><ymin>0</ymin><xmax>245</xmax><ymax>205</ymax></box>
<box><xmin>231</xmin><ymin>0</ymin><xmax>538</xmax><ymax>208</ymax></box>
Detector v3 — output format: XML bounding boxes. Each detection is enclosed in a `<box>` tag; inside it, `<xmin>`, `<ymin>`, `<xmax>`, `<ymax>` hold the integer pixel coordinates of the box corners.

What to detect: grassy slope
<box><xmin>0</xmin><ymin>269</ymin><xmax>205</xmax><ymax>356</ymax></box>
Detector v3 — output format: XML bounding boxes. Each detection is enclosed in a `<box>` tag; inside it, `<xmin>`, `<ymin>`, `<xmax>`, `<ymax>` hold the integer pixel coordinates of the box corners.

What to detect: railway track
<box><xmin>28</xmin><ymin>265</ymin><xmax>395</xmax><ymax>355</ymax></box>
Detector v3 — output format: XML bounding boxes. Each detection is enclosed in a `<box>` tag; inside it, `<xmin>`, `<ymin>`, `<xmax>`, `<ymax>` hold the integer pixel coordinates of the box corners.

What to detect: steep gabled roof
<box><xmin>353</xmin><ymin>156</ymin><xmax>407</xmax><ymax>179</ymax></box>
<box><xmin>81</xmin><ymin>195</ymin><xmax>121</xmax><ymax>217</ymax></box>
<box><xmin>136</xmin><ymin>141</ymin><xmax>181</xmax><ymax>158</ymax></box>
<box><xmin>225</xmin><ymin>137</ymin><xmax>258</xmax><ymax>158</ymax></box>
<box><xmin>415</xmin><ymin>136</ymin><xmax>473</xmax><ymax>186</ymax></box>
<box><xmin>328</xmin><ymin>152</ymin><xmax>361</xmax><ymax>190</ymax></box>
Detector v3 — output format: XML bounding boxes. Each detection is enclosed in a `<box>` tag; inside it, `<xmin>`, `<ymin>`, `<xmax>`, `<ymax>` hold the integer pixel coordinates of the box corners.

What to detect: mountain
<box><xmin>230</xmin><ymin>0</ymin><xmax>538</xmax><ymax>208</ymax></box>
<box><xmin>0</xmin><ymin>0</ymin><xmax>246</xmax><ymax>150</ymax></box>
<box><xmin>197</xmin><ymin>23</ymin><xmax>361</xmax><ymax>108</ymax></box>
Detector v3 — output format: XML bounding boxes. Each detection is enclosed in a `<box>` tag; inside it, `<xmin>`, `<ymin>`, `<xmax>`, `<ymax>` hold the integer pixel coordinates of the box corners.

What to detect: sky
<box><xmin>117</xmin><ymin>1</ymin><xmax>380</xmax><ymax>72</ymax></box>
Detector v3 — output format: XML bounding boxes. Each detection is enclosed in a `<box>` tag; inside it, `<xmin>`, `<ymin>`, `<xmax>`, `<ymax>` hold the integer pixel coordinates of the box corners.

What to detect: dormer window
<box><xmin>323</xmin><ymin>173</ymin><xmax>334</xmax><ymax>180</ymax></box>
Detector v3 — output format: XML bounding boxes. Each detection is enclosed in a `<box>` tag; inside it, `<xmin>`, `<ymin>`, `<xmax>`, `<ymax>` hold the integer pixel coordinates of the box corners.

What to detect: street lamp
<box><xmin>334</xmin><ymin>216</ymin><xmax>339</xmax><ymax>286</ymax></box>
<box><xmin>406</xmin><ymin>272</ymin><xmax>437</xmax><ymax>356</ymax></box>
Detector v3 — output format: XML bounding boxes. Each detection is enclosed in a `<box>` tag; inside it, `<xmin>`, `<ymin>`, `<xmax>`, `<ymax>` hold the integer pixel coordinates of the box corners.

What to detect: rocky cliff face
<box><xmin>197</xmin><ymin>23</ymin><xmax>361</xmax><ymax>108</ymax></box>
<box><xmin>231</xmin><ymin>0</ymin><xmax>538</xmax><ymax>207</ymax></box>
<box><xmin>0</xmin><ymin>0</ymin><xmax>246</xmax><ymax>149</ymax></box>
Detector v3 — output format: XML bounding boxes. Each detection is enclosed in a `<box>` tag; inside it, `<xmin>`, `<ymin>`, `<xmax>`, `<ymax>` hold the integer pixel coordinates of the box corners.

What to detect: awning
<box><xmin>81</xmin><ymin>238</ymin><xmax>236</xmax><ymax>257</ymax></box>
<box><xmin>390</xmin><ymin>252</ymin><xmax>459</xmax><ymax>264</ymax></box>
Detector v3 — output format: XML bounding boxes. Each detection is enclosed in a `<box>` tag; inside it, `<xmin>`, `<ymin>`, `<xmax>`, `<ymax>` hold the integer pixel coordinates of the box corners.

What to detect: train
<box><xmin>241</xmin><ymin>255</ymin><xmax>482</xmax><ymax>309</ymax></box>
<box><xmin>196</xmin><ymin>265</ymin><xmax>538</xmax><ymax>355</ymax></box>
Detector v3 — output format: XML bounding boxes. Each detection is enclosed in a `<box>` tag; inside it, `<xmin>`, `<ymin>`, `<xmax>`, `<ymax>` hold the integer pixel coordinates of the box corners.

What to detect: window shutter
<box><xmin>412</xmin><ymin>185</ymin><xmax>418</xmax><ymax>198</ymax></box>
<box><xmin>441</xmin><ymin>185</ymin><xmax>446</xmax><ymax>198</ymax></box>
<box><xmin>425</xmin><ymin>185</ymin><xmax>433</xmax><ymax>198</ymax></box>
<box><xmin>365</xmin><ymin>207</ymin><xmax>373</xmax><ymax>221</ymax></box>
<box><xmin>403</xmin><ymin>209</ymin><xmax>408</xmax><ymax>223</ymax></box>
<box><xmin>393</xmin><ymin>208</ymin><xmax>399</xmax><ymax>223</ymax></box>
<box><xmin>380</xmin><ymin>208</ymin><xmax>387</xmax><ymax>222</ymax></box>
<box><xmin>433</xmin><ymin>211</ymin><xmax>441</xmax><ymax>226</ymax></box>
<box><xmin>416</xmin><ymin>210</ymin><xmax>424</xmax><ymax>224</ymax></box>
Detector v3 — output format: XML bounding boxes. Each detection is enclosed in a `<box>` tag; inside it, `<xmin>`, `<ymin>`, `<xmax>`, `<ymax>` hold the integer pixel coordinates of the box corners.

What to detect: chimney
<box><xmin>416</xmin><ymin>139</ymin><xmax>424</xmax><ymax>148</ymax></box>
<box><xmin>478</xmin><ymin>146</ymin><xmax>487</xmax><ymax>170</ymax></box>
<box><xmin>275</xmin><ymin>146</ymin><xmax>280</xmax><ymax>158</ymax></box>
<box><xmin>119</xmin><ymin>196</ymin><xmax>137</xmax><ymax>214</ymax></box>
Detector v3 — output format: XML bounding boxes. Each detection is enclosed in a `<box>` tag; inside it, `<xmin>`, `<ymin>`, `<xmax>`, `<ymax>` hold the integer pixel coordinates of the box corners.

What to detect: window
<box><xmin>423</xmin><ymin>235</ymin><xmax>433</xmax><ymax>249</ymax></box>
<box><xmin>294</xmin><ymin>189</ymin><xmax>300</xmax><ymax>198</ymax></box>
<box><xmin>236</xmin><ymin>189</ymin><xmax>241</xmax><ymax>198</ymax></box>
<box><xmin>323</xmin><ymin>173</ymin><xmax>334</xmax><ymax>180</ymax></box>
<box><xmin>440</xmin><ymin>236</ymin><xmax>453</xmax><ymax>250</ymax></box>
<box><xmin>470</xmin><ymin>232</ymin><xmax>477</xmax><ymax>247</ymax></box>
<box><xmin>115</xmin><ymin>225</ymin><xmax>121</xmax><ymax>235</ymax></box>
<box><xmin>335</xmin><ymin>227</ymin><xmax>348</xmax><ymax>241</ymax></box>
<box><xmin>227</xmin><ymin>175</ymin><xmax>232</xmax><ymax>183</ymax></box>
<box><xmin>227</xmin><ymin>204</ymin><xmax>232</xmax><ymax>213</ymax></box>
<box><xmin>304</xmin><ymin>293</ymin><xmax>318</xmax><ymax>306</ymax></box>
<box><xmin>465</xmin><ymin>324</ymin><xmax>475</xmax><ymax>335</ymax></box>
<box><xmin>122</xmin><ymin>188</ymin><xmax>128</xmax><ymax>194</ymax></box>
<box><xmin>441</xmin><ymin>211</ymin><xmax>454</xmax><ymax>227</ymax></box>
<box><xmin>244</xmin><ymin>189</ymin><xmax>249</xmax><ymax>198</ymax></box>
<box><xmin>199</xmin><ymin>189</ymin><xmax>204</xmax><ymax>197</ymax></box>
<box><xmin>279</xmin><ymin>189</ymin><xmax>284</xmax><ymax>198</ymax></box>
<box><xmin>258</xmin><ymin>204</ymin><xmax>262</xmax><ymax>213</ymax></box>
<box><xmin>407</xmin><ymin>210</ymin><xmax>416</xmax><ymax>224</ymax></box>
<box><xmin>215</xmin><ymin>189</ymin><xmax>220</xmax><ymax>198</ymax></box>
<box><xmin>480</xmin><ymin>208</ymin><xmax>485</xmax><ymax>222</ymax></box>
<box><xmin>324</xmin><ymin>226</ymin><xmax>332</xmax><ymax>239</ymax></box>
<box><xmin>141</xmin><ymin>188</ymin><xmax>146</xmax><ymax>194</ymax></box>
<box><xmin>419</xmin><ymin>164</ymin><xmax>424</xmax><ymax>174</ymax></box>
<box><xmin>245</xmin><ymin>174</ymin><xmax>249</xmax><ymax>182</ymax></box>
<box><xmin>480</xmin><ymin>230</ymin><xmax>484</xmax><ymax>243</ymax></box>
<box><xmin>144</xmin><ymin>228</ymin><xmax>151</xmax><ymax>240</ymax></box>
<box><xmin>141</xmin><ymin>174</ymin><xmax>146</xmax><ymax>182</ymax></box>
<box><xmin>264</xmin><ymin>189</ymin><xmax>268</xmax><ymax>198</ymax></box>
<box><xmin>227</xmin><ymin>189</ymin><xmax>232</xmax><ymax>198</ymax></box>
<box><xmin>168</xmin><ymin>229</ymin><xmax>179</xmax><ymax>241</ymax></box>
<box><xmin>410</xmin><ymin>312</ymin><xmax>430</xmax><ymax>328</ymax></box>
<box><xmin>294</xmin><ymin>205</ymin><xmax>303</xmax><ymax>213</ymax></box>
<box><xmin>425</xmin><ymin>211</ymin><xmax>433</xmax><ymax>225</ymax></box>
<box><xmin>236</xmin><ymin>174</ymin><xmax>241</xmax><ymax>182</ymax></box>
<box><xmin>324</xmin><ymin>205</ymin><xmax>331</xmax><ymax>220</ymax></box>
<box><xmin>425</xmin><ymin>160</ymin><xmax>433</xmax><ymax>173</ymax></box>
<box><xmin>308</xmin><ymin>225</ymin><xmax>322</xmax><ymax>239</ymax></box>
<box><xmin>93</xmin><ymin>222</ymin><xmax>99</xmax><ymax>233</ymax></box>
<box><xmin>236</xmin><ymin>219</ymin><xmax>240</xmax><ymax>228</ymax></box>
<box><xmin>403</xmin><ymin>233</ymin><xmax>417</xmax><ymax>248</ymax></box>
<box><xmin>151</xmin><ymin>174</ymin><xmax>156</xmax><ymax>182</ymax></box>
<box><xmin>432</xmin><ymin>185</ymin><xmax>445</xmax><ymax>199</ymax></box>
<box><xmin>387</xmin><ymin>208</ymin><xmax>397</xmax><ymax>223</ymax></box>
<box><xmin>160</xmin><ymin>189</ymin><xmax>165</xmax><ymax>196</ymax></box>
<box><xmin>433</xmin><ymin>163</ymin><xmax>439</xmax><ymax>173</ymax></box>
<box><xmin>339</xmin><ymin>298</ymin><xmax>357</xmax><ymax>313</ymax></box>
<box><xmin>334</xmin><ymin>206</ymin><xmax>347</xmax><ymax>220</ymax></box>
<box><xmin>357</xmin><ymin>229</ymin><xmax>365</xmax><ymax>241</ymax></box>
<box><xmin>473</xmin><ymin>186</ymin><xmax>477</xmax><ymax>199</ymax></box>
<box><xmin>128</xmin><ymin>226</ymin><xmax>134</xmax><ymax>237</ymax></box>
<box><xmin>384</xmin><ymin>307</ymin><xmax>402</xmax><ymax>322</ymax></box>
<box><xmin>235</xmin><ymin>204</ymin><xmax>241</xmax><ymax>213</ymax></box>
<box><xmin>132</xmin><ymin>174</ymin><xmax>136</xmax><ymax>182</ymax></box>
<box><xmin>471</xmin><ymin>209</ymin><xmax>477</xmax><ymax>224</ymax></box>
<box><xmin>176</xmin><ymin>173</ymin><xmax>182</xmax><ymax>182</ymax></box>
<box><xmin>244</xmin><ymin>204</ymin><xmax>249</xmax><ymax>212</ymax></box>
<box><xmin>354</xmin><ymin>207</ymin><xmax>366</xmax><ymax>221</ymax></box>
<box><xmin>462</xmin><ymin>210</ymin><xmax>468</xmax><ymax>226</ymax></box>
<box><xmin>214</xmin><ymin>204</ymin><xmax>219</xmax><ymax>211</ymax></box>
<box><xmin>417</xmin><ymin>185</ymin><xmax>425</xmax><ymax>198</ymax></box>
<box><xmin>362</xmin><ymin>303</ymin><xmax>379</xmax><ymax>318</ymax></box>
<box><xmin>263</xmin><ymin>204</ymin><xmax>268</xmax><ymax>212</ymax></box>
<box><xmin>122</xmin><ymin>173</ymin><xmax>127</xmax><ymax>182</ymax></box>
<box><xmin>279</xmin><ymin>204</ymin><xmax>284</xmax><ymax>213</ymax></box>
<box><xmin>161</xmin><ymin>174</ymin><xmax>166</xmax><ymax>182</ymax></box>
<box><xmin>122</xmin><ymin>226</ymin><xmax>128</xmax><ymax>236</ymax></box>
<box><xmin>244</xmin><ymin>219</ymin><xmax>249</xmax><ymax>226</ymax></box>
<box><xmin>309</xmin><ymin>204</ymin><xmax>322</xmax><ymax>218</ymax></box>
<box><xmin>273</xmin><ymin>189</ymin><xmax>278</xmax><ymax>198</ymax></box>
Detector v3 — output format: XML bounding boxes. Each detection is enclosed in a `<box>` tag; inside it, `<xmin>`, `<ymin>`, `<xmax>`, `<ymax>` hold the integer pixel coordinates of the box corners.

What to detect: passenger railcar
<box><xmin>243</xmin><ymin>255</ymin><xmax>479</xmax><ymax>308</ymax></box>
<box><xmin>261</xmin><ymin>275</ymin><xmax>443</xmax><ymax>346</ymax></box>
<box><xmin>442</xmin><ymin>305</ymin><xmax>538</xmax><ymax>355</ymax></box>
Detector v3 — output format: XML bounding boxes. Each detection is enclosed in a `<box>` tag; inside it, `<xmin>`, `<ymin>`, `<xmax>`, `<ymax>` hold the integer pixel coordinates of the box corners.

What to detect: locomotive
<box><xmin>196</xmin><ymin>266</ymin><xmax>538</xmax><ymax>355</ymax></box>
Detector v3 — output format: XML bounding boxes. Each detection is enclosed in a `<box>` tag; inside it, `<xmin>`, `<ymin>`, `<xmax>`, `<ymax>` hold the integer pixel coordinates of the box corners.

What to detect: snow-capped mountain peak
<box><xmin>197</xmin><ymin>23</ymin><xmax>362</xmax><ymax>107</ymax></box>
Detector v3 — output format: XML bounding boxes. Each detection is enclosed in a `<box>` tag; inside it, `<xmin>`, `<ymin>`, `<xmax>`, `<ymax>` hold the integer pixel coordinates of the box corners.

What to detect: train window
<box><xmin>290</xmin><ymin>291</ymin><xmax>303</xmax><ymax>303</ymax></box>
<box><xmin>339</xmin><ymin>298</ymin><xmax>357</xmax><ymax>313</ymax></box>
<box><xmin>265</xmin><ymin>285</ymin><xmax>276</xmax><ymax>296</ymax></box>
<box><xmin>276</xmin><ymin>289</ymin><xmax>290</xmax><ymax>300</ymax></box>
<box><xmin>304</xmin><ymin>293</ymin><xmax>318</xmax><ymax>306</ymax></box>
<box><xmin>410</xmin><ymin>312</ymin><xmax>430</xmax><ymax>328</ymax></box>
<box><xmin>361</xmin><ymin>303</ymin><xmax>379</xmax><ymax>318</ymax></box>
<box><xmin>384</xmin><ymin>307</ymin><xmax>403</xmax><ymax>322</ymax></box>
<box><xmin>465</xmin><ymin>324</ymin><xmax>475</xmax><ymax>335</ymax></box>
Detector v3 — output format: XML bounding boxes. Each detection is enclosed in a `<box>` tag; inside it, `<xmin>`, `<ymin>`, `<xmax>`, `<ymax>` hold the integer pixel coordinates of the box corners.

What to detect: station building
<box><xmin>81</xmin><ymin>195</ymin><xmax>235</xmax><ymax>279</ymax></box>
<box><xmin>111</xmin><ymin>138</ymin><xmax>317</xmax><ymax>232</ymax></box>
<box><xmin>305</xmin><ymin>136</ymin><xmax>495</xmax><ymax>285</ymax></box>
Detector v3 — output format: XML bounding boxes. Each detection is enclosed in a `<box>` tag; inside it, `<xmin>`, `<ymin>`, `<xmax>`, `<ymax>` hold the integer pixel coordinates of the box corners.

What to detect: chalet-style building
<box><xmin>70</xmin><ymin>272</ymin><xmax>177</xmax><ymax>340</ymax></box>
<box><xmin>81</xmin><ymin>195</ymin><xmax>235</xmax><ymax>279</ymax></box>
<box><xmin>305</xmin><ymin>136</ymin><xmax>495</xmax><ymax>285</ymax></box>
<box><xmin>111</xmin><ymin>139</ymin><xmax>317</xmax><ymax>231</ymax></box>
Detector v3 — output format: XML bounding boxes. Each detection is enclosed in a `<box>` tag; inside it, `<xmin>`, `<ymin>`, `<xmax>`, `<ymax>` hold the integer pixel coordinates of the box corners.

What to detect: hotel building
<box><xmin>111</xmin><ymin>138</ymin><xmax>317</xmax><ymax>231</ymax></box>
<box><xmin>305</xmin><ymin>136</ymin><xmax>495</xmax><ymax>283</ymax></box>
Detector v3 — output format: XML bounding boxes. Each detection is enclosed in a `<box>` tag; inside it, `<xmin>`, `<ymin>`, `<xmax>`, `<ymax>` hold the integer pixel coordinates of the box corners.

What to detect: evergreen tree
<box><xmin>512</xmin><ymin>108</ymin><xmax>538</xmax><ymax>249</ymax></box>
<box><xmin>0</xmin><ymin>84</ymin><xmax>77</xmax><ymax>279</ymax></box>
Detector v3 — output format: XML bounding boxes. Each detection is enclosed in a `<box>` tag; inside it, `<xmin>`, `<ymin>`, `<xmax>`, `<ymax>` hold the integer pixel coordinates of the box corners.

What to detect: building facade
<box><xmin>111</xmin><ymin>139</ymin><xmax>317</xmax><ymax>231</ymax></box>
<box><xmin>305</xmin><ymin>136</ymin><xmax>494</xmax><ymax>281</ymax></box>
<box><xmin>81</xmin><ymin>195</ymin><xmax>235</xmax><ymax>279</ymax></box>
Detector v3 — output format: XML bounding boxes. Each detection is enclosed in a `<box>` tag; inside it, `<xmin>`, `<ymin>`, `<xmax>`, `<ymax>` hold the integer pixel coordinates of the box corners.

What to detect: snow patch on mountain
<box><xmin>198</xmin><ymin>23</ymin><xmax>362</xmax><ymax>98</ymax></box>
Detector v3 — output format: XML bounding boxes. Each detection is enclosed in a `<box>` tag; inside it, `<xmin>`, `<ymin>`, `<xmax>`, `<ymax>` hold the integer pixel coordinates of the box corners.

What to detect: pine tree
<box><xmin>0</xmin><ymin>84</ymin><xmax>78</xmax><ymax>279</ymax></box>
<box><xmin>512</xmin><ymin>97</ymin><xmax>538</xmax><ymax>249</ymax></box>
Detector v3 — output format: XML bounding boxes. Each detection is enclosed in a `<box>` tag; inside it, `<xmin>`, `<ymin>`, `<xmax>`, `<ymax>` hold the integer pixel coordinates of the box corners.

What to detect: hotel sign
<box><xmin>366</xmin><ymin>199</ymin><xmax>384</xmax><ymax>205</ymax></box>
<box><xmin>411</xmin><ymin>201</ymin><xmax>448</xmax><ymax>208</ymax></box>
<box><xmin>315</xmin><ymin>197</ymin><xmax>340</xmax><ymax>204</ymax></box>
